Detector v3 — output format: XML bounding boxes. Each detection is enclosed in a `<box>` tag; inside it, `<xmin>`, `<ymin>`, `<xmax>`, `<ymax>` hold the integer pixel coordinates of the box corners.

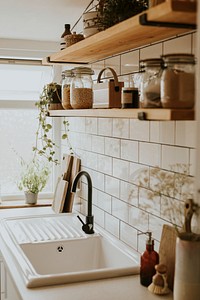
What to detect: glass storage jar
<box><xmin>139</xmin><ymin>58</ymin><xmax>163</xmax><ymax>108</ymax></box>
<box><xmin>62</xmin><ymin>69</ymin><xmax>73</xmax><ymax>109</ymax></box>
<box><xmin>70</xmin><ymin>67</ymin><xmax>94</xmax><ymax>109</ymax></box>
<box><xmin>161</xmin><ymin>53</ymin><xmax>195</xmax><ymax>108</ymax></box>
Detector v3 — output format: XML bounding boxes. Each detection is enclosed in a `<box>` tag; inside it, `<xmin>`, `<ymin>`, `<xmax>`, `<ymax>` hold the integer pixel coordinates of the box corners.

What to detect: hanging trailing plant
<box><xmin>97</xmin><ymin>0</ymin><xmax>148</xmax><ymax>30</ymax></box>
<box><xmin>34</xmin><ymin>82</ymin><xmax>73</xmax><ymax>165</ymax></box>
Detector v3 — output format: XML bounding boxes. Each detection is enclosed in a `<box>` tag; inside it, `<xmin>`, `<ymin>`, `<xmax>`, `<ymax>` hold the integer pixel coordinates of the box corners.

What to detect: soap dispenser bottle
<box><xmin>140</xmin><ymin>232</ymin><xmax>159</xmax><ymax>287</ymax></box>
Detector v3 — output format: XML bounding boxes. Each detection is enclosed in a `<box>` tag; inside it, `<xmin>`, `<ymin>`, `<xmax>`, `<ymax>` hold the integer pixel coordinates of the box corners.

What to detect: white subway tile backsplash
<box><xmin>105</xmin><ymin>137</ymin><xmax>120</xmax><ymax>158</ymax></box>
<box><xmin>129</xmin><ymin>206</ymin><xmax>149</xmax><ymax>232</ymax></box>
<box><xmin>112</xmin><ymin>197</ymin><xmax>129</xmax><ymax>222</ymax></box>
<box><xmin>91</xmin><ymin>135</ymin><xmax>105</xmax><ymax>154</ymax></box>
<box><xmin>190</xmin><ymin>148</ymin><xmax>196</xmax><ymax>176</ymax></box>
<box><xmin>85</xmin><ymin>118</ymin><xmax>98</xmax><ymax>134</ymax></box>
<box><xmin>140</xmin><ymin>43</ymin><xmax>163</xmax><ymax>60</ymax></box>
<box><xmin>105</xmin><ymin>213</ymin><xmax>120</xmax><ymax>238</ymax></box>
<box><xmin>120</xmin><ymin>222</ymin><xmax>138</xmax><ymax>250</ymax></box>
<box><xmin>93</xmin><ymin>206</ymin><xmax>105</xmax><ymax>227</ymax></box>
<box><xmin>175</xmin><ymin>121</ymin><xmax>196</xmax><ymax>148</ymax></box>
<box><xmin>139</xmin><ymin>187</ymin><xmax>161</xmax><ymax>216</ymax></box>
<box><xmin>139</xmin><ymin>142</ymin><xmax>161</xmax><ymax>167</ymax></box>
<box><xmin>97</xmin><ymin>154</ymin><xmax>112</xmax><ymax>175</ymax></box>
<box><xmin>90</xmin><ymin>169</ymin><xmax>105</xmax><ymax>191</ymax></box>
<box><xmin>113</xmin><ymin>158</ymin><xmax>129</xmax><ymax>181</ymax></box>
<box><xmin>149</xmin><ymin>215</ymin><xmax>170</xmax><ymax>242</ymax></box>
<box><xmin>161</xmin><ymin>145</ymin><xmax>190</xmax><ymax>171</ymax></box>
<box><xmin>120</xmin><ymin>181</ymin><xmax>138</xmax><ymax>206</ymax></box>
<box><xmin>121</xmin><ymin>139</ymin><xmax>138</xmax><ymax>162</ymax></box>
<box><xmin>98</xmin><ymin>118</ymin><xmax>113</xmax><ymax>136</ymax></box>
<box><xmin>130</xmin><ymin>120</ymin><xmax>150</xmax><ymax>142</ymax></box>
<box><xmin>105</xmin><ymin>56</ymin><xmax>120</xmax><ymax>75</ymax></box>
<box><xmin>96</xmin><ymin>190</ymin><xmax>112</xmax><ymax>213</ymax></box>
<box><xmin>129</xmin><ymin>163</ymin><xmax>149</xmax><ymax>187</ymax></box>
<box><xmin>121</xmin><ymin>50</ymin><xmax>140</xmax><ymax>74</ymax></box>
<box><xmin>150</xmin><ymin>121</ymin><xmax>175</xmax><ymax>145</ymax></box>
<box><xmin>105</xmin><ymin>175</ymin><xmax>120</xmax><ymax>198</ymax></box>
<box><xmin>113</xmin><ymin>119</ymin><xmax>129</xmax><ymax>139</ymax></box>
<box><xmin>163</xmin><ymin>34</ymin><xmax>192</xmax><ymax>54</ymax></box>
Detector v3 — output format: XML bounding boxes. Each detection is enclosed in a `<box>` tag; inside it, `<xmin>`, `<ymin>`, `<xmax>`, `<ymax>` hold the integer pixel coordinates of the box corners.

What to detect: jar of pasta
<box><xmin>139</xmin><ymin>58</ymin><xmax>163</xmax><ymax>108</ymax></box>
<box><xmin>161</xmin><ymin>53</ymin><xmax>195</xmax><ymax>108</ymax></box>
<box><xmin>62</xmin><ymin>70</ymin><xmax>73</xmax><ymax>109</ymax></box>
<box><xmin>70</xmin><ymin>67</ymin><xmax>94</xmax><ymax>109</ymax></box>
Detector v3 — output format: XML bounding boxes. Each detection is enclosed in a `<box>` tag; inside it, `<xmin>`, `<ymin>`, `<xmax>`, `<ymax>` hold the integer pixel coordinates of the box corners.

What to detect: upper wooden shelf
<box><xmin>45</xmin><ymin>0</ymin><xmax>197</xmax><ymax>64</ymax></box>
<box><xmin>48</xmin><ymin>108</ymin><xmax>194</xmax><ymax>121</ymax></box>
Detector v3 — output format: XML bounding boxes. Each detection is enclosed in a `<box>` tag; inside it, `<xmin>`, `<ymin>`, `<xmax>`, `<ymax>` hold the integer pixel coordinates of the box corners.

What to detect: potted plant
<box><xmin>97</xmin><ymin>0</ymin><xmax>148</xmax><ymax>30</ymax></box>
<box><xmin>18</xmin><ymin>158</ymin><xmax>50</xmax><ymax>204</ymax></box>
<box><xmin>34</xmin><ymin>82</ymin><xmax>73</xmax><ymax>165</ymax></box>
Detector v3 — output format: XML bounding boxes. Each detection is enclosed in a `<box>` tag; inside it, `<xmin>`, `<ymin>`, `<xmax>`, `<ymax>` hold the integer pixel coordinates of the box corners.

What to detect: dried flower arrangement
<box><xmin>136</xmin><ymin>163</ymin><xmax>200</xmax><ymax>241</ymax></box>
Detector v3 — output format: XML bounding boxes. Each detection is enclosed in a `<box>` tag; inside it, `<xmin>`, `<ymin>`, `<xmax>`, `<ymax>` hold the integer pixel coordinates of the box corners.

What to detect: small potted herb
<box><xmin>18</xmin><ymin>158</ymin><xmax>50</xmax><ymax>204</ymax></box>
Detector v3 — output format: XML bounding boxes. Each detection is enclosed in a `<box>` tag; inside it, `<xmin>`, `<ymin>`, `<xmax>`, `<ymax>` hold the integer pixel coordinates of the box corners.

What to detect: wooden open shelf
<box><xmin>48</xmin><ymin>108</ymin><xmax>194</xmax><ymax>121</ymax></box>
<box><xmin>44</xmin><ymin>0</ymin><xmax>197</xmax><ymax>64</ymax></box>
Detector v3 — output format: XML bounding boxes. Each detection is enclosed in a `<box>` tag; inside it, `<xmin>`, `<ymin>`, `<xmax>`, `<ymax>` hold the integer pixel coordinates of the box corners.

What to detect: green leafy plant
<box><xmin>97</xmin><ymin>0</ymin><xmax>148</xmax><ymax>29</ymax></box>
<box><xmin>34</xmin><ymin>82</ymin><xmax>73</xmax><ymax>165</ymax></box>
<box><xmin>18</xmin><ymin>158</ymin><xmax>50</xmax><ymax>194</ymax></box>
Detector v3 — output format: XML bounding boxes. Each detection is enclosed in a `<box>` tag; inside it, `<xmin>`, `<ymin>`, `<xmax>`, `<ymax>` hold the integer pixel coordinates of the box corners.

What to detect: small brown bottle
<box><xmin>140</xmin><ymin>232</ymin><xmax>159</xmax><ymax>287</ymax></box>
<box><xmin>60</xmin><ymin>24</ymin><xmax>71</xmax><ymax>50</ymax></box>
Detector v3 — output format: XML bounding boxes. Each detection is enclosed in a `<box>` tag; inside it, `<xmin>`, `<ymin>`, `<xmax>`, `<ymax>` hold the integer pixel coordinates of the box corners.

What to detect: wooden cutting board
<box><xmin>52</xmin><ymin>178</ymin><xmax>68</xmax><ymax>213</ymax></box>
<box><xmin>159</xmin><ymin>224</ymin><xmax>178</xmax><ymax>291</ymax></box>
<box><xmin>62</xmin><ymin>156</ymin><xmax>81</xmax><ymax>213</ymax></box>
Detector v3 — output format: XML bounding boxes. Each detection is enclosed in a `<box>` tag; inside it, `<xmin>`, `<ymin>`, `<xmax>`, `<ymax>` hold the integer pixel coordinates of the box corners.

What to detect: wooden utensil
<box><xmin>159</xmin><ymin>224</ymin><xmax>177</xmax><ymax>291</ymax></box>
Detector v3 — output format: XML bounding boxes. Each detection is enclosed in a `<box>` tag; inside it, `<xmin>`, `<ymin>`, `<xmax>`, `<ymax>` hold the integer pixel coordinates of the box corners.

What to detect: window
<box><xmin>0</xmin><ymin>61</ymin><xmax>58</xmax><ymax>200</ymax></box>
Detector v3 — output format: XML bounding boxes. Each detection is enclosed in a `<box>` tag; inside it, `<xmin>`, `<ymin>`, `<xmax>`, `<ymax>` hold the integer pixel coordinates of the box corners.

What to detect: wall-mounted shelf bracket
<box><xmin>45</xmin><ymin>56</ymin><xmax>88</xmax><ymax>65</ymax></box>
<box><xmin>139</xmin><ymin>13</ymin><xmax>196</xmax><ymax>29</ymax></box>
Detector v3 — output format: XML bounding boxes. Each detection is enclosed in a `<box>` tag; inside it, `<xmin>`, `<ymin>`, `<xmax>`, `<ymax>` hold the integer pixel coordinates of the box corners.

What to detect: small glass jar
<box><xmin>161</xmin><ymin>53</ymin><xmax>195</xmax><ymax>108</ymax></box>
<box><xmin>62</xmin><ymin>70</ymin><xmax>73</xmax><ymax>109</ymax></box>
<box><xmin>70</xmin><ymin>67</ymin><xmax>94</xmax><ymax>109</ymax></box>
<box><xmin>139</xmin><ymin>58</ymin><xmax>163</xmax><ymax>108</ymax></box>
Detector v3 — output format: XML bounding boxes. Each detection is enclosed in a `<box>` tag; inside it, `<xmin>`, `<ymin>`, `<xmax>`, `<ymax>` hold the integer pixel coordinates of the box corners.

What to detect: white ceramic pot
<box><xmin>24</xmin><ymin>191</ymin><xmax>38</xmax><ymax>204</ymax></box>
<box><xmin>83</xmin><ymin>11</ymin><xmax>100</xmax><ymax>38</ymax></box>
<box><xmin>174</xmin><ymin>237</ymin><xmax>200</xmax><ymax>300</ymax></box>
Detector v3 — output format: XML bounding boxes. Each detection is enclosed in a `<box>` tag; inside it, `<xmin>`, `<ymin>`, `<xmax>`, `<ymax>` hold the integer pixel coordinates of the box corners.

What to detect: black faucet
<box><xmin>71</xmin><ymin>171</ymin><xmax>94</xmax><ymax>234</ymax></box>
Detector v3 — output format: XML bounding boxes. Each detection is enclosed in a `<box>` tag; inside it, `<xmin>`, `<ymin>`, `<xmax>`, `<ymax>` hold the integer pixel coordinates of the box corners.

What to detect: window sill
<box><xmin>0</xmin><ymin>199</ymin><xmax>52</xmax><ymax>209</ymax></box>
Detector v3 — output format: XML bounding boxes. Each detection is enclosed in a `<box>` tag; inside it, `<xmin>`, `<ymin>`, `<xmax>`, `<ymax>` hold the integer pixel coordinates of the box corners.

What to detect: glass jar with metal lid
<box><xmin>62</xmin><ymin>69</ymin><xmax>74</xmax><ymax>109</ymax></box>
<box><xmin>160</xmin><ymin>53</ymin><xmax>195</xmax><ymax>108</ymax></box>
<box><xmin>70</xmin><ymin>67</ymin><xmax>94</xmax><ymax>109</ymax></box>
<box><xmin>139</xmin><ymin>58</ymin><xmax>163</xmax><ymax>108</ymax></box>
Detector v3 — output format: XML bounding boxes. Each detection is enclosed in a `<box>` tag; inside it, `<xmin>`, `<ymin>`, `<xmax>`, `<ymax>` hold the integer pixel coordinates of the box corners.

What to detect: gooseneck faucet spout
<box><xmin>71</xmin><ymin>171</ymin><xmax>94</xmax><ymax>234</ymax></box>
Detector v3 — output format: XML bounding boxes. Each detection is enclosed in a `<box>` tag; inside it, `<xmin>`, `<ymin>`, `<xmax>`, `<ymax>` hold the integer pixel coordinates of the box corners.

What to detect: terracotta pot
<box><xmin>174</xmin><ymin>237</ymin><xmax>200</xmax><ymax>300</ymax></box>
<box><xmin>24</xmin><ymin>191</ymin><xmax>38</xmax><ymax>204</ymax></box>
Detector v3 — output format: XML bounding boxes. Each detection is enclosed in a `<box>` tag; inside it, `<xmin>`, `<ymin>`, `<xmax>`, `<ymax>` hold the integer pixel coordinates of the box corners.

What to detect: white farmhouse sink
<box><xmin>0</xmin><ymin>214</ymin><xmax>139</xmax><ymax>288</ymax></box>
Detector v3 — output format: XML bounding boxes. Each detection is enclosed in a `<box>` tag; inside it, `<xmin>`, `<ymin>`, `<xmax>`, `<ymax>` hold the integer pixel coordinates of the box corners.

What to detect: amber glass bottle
<box><xmin>60</xmin><ymin>24</ymin><xmax>71</xmax><ymax>50</ymax></box>
<box><xmin>140</xmin><ymin>232</ymin><xmax>159</xmax><ymax>287</ymax></box>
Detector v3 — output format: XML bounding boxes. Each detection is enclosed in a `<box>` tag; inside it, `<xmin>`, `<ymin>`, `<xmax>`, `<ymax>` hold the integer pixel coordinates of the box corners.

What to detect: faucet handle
<box><xmin>77</xmin><ymin>215</ymin><xmax>94</xmax><ymax>234</ymax></box>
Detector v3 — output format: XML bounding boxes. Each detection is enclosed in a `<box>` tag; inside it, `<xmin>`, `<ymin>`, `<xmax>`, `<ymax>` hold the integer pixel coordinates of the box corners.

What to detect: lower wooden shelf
<box><xmin>48</xmin><ymin>108</ymin><xmax>194</xmax><ymax>121</ymax></box>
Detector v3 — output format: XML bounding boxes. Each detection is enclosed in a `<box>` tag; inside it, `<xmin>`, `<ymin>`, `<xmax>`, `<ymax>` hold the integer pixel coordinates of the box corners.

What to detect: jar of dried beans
<box><xmin>70</xmin><ymin>67</ymin><xmax>94</xmax><ymax>109</ymax></box>
<box><xmin>62</xmin><ymin>69</ymin><xmax>73</xmax><ymax>109</ymax></box>
<box><xmin>161</xmin><ymin>53</ymin><xmax>195</xmax><ymax>108</ymax></box>
<box><xmin>139</xmin><ymin>58</ymin><xmax>163</xmax><ymax>108</ymax></box>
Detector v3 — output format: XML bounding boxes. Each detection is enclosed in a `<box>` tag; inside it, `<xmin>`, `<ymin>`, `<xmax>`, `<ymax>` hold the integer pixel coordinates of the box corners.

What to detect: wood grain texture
<box><xmin>44</xmin><ymin>0</ymin><xmax>196</xmax><ymax>64</ymax></box>
<box><xmin>48</xmin><ymin>108</ymin><xmax>195</xmax><ymax>121</ymax></box>
<box><xmin>159</xmin><ymin>224</ymin><xmax>178</xmax><ymax>291</ymax></box>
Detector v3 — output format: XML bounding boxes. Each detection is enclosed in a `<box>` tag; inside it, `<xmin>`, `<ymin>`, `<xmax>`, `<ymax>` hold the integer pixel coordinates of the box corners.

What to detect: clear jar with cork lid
<box><xmin>161</xmin><ymin>53</ymin><xmax>195</xmax><ymax>108</ymax></box>
<box><xmin>139</xmin><ymin>58</ymin><xmax>163</xmax><ymax>108</ymax></box>
<box><xmin>70</xmin><ymin>67</ymin><xmax>94</xmax><ymax>109</ymax></box>
<box><xmin>62</xmin><ymin>69</ymin><xmax>73</xmax><ymax>109</ymax></box>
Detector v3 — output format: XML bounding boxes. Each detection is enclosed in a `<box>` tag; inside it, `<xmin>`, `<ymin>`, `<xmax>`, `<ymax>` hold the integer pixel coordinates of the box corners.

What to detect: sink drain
<box><xmin>57</xmin><ymin>245</ymin><xmax>64</xmax><ymax>253</ymax></box>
